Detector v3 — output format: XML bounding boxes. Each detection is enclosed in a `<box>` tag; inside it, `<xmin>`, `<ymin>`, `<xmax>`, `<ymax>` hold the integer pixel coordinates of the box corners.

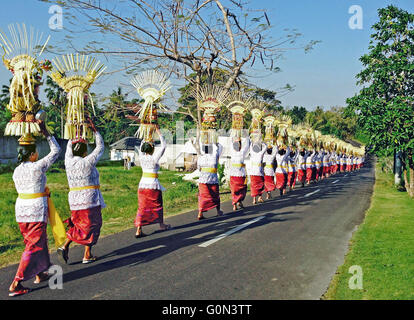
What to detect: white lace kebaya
<box><xmin>138</xmin><ymin>135</ymin><xmax>166</xmax><ymax>191</ymax></box>
<box><xmin>263</xmin><ymin>146</ymin><xmax>277</xmax><ymax>176</ymax></box>
<box><xmin>248</xmin><ymin>143</ymin><xmax>267</xmax><ymax>176</ymax></box>
<box><xmin>65</xmin><ymin>132</ymin><xmax>106</xmax><ymax>211</ymax></box>
<box><xmin>275</xmin><ymin>146</ymin><xmax>291</xmax><ymax>174</ymax></box>
<box><xmin>197</xmin><ymin>142</ymin><xmax>223</xmax><ymax>185</ymax></box>
<box><xmin>229</xmin><ymin>138</ymin><xmax>250</xmax><ymax>177</ymax></box>
<box><xmin>13</xmin><ymin>136</ymin><xmax>61</xmax><ymax>223</ymax></box>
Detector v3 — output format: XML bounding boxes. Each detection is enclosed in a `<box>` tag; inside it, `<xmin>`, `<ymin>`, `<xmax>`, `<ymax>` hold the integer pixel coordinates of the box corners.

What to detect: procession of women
<box><xmin>1</xmin><ymin>24</ymin><xmax>365</xmax><ymax>297</ymax></box>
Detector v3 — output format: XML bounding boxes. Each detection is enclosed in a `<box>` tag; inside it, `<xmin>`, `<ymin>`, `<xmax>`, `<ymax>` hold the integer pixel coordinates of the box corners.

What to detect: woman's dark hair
<box><xmin>300</xmin><ymin>150</ymin><xmax>306</xmax><ymax>156</ymax></box>
<box><xmin>203</xmin><ymin>145</ymin><xmax>212</xmax><ymax>154</ymax></box>
<box><xmin>252</xmin><ymin>143</ymin><xmax>261</xmax><ymax>153</ymax></box>
<box><xmin>17</xmin><ymin>145</ymin><xmax>37</xmax><ymax>163</ymax></box>
<box><xmin>290</xmin><ymin>151</ymin><xmax>296</xmax><ymax>157</ymax></box>
<box><xmin>72</xmin><ymin>142</ymin><xmax>88</xmax><ymax>157</ymax></box>
<box><xmin>278</xmin><ymin>149</ymin><xmax>286</xmax><ymax>155</ymax></box>
<box><xmin>266</xmin><ymin>147</ymin><xmax>273</xmax><ymax>155</ymax></box>
<box><xmin>233</xmin><ymin>141</ymin><xmax>241</xmax><ymax>152</ymax></box>
<box><xmin>141</xmin><ymin>142</ymin><xmax>154</xmax><ymax>155</ymax></box>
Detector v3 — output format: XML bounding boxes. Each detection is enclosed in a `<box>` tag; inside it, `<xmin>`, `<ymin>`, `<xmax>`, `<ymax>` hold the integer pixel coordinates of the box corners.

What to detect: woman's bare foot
<box><xmin>135</xmin><ymin>227</ymin><xmax>146</xmax><ymax>238</ymax></box>
<box><xmin>238</xmin><ymin>202</ymin><xmax>244</xmax><ymax>209</ymax></box>
<box><xmin>197</xmin><ymin>212</ymin><xmax>205</xmax><ymax>220</ymax></box>
<box><xmin>266</xmin><ymin>192</ymin><xmax>271</xmax><ymax>200</ymax></box>
<box><xmin>257</xmin><ymin>196</ymin><xmax>264</xmax><ymax>203</ymax></box>
<box><xmin>252</xmin><ymin>197</ymin><xmax>257</xmax><ymax>205</ymax></box>
<box><xmin>34</xmin><ymin>272</ymin><xmax>50</xmax><ymax>284</ymax></box>
<box><xmin>233</xmin><ymin>204</ymin><xmax>237</xmax><ymax>211</ymax></box>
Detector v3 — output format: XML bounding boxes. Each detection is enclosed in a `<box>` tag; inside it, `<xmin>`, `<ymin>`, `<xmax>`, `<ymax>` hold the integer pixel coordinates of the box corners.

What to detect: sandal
<box><xmin>9</xmin><ymin>288</ymin><xmax>30</xmax><ymax>297</ymax></box>
<box><xmin>57</xmin><ymin>247</ymin><xmax>69</xmax><ymax>264</ymax></box>
<box><xmin>82</xmin><ymin>256</ymin><xmax>98</xmax><ymax>264</ymax></box>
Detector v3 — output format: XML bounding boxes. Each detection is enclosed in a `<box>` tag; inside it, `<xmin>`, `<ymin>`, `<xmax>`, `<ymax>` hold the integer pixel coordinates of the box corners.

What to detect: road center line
<box><xmin>199</xmin><ymin>216</ymin><xmax>266</xmax><ymax>248</ymax></box>
<box><xmin>332</xmin><ymin>179</ymin><xmax>339</xmax><ymax>184</ymax></box>
<box><xmin>304</xmin><ymin>189</ymin><xmax>320</xmax><ymax>198</ymax></box>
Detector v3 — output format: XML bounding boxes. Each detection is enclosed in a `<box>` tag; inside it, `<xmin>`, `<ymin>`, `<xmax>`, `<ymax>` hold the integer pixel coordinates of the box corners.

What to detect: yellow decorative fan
<box><xmin>51</xmin><ymin>53</ymin><xmax>106</xmax><ymax>140</ymax></box>
<box><xmin>131</xmin><ymin>70</ymin><xmax>171</xmax><ymax>142</ymax></box>
<box><xmin>0</xmin><ymin>23</ymin><xmax>51</xmax><ymax>139</ymax></box>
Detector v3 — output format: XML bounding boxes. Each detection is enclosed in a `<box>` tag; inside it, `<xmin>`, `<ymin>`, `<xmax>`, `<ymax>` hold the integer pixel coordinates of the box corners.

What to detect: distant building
<box><xmin>109</xmin><ymin>137</ymin><xmax>141</xmax><ymax>163</ymax></box>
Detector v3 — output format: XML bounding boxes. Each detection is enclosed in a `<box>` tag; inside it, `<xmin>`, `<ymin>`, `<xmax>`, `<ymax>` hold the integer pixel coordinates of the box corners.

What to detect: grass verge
<box><xmin>323</xmin><ymin>163</ymin><xmax>414</xmax><ymax>300</ymax></box>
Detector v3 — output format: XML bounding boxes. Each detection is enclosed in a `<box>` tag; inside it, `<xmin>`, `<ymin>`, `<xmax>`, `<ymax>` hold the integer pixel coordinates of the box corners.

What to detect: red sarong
<box><xmin>230</xmin><ymin>176</ymin><xmax>247</xmax><ymax>205</ymax></box>
<box><xmin>346</xmin><ymin>165</ymin><xmax>352</xmax><ymax>172</ymax></box>
<box><xmin>297</xmin><ymin>169</ymin><xmax>306</xmax><ymax>184</ymax></box>
<box><xmin>66</xmin><ymin>206</ymin><xmax>102</xmax><ymax>246</ymax></box>
<box><xmin>135</xmin><ymin>189</ymin><xmax>164</xmax><ymax>227</ymax></box>
<box><xmin>341</xmin><ymin>164</ymin><xmax>346</xmax><ymax>172</ymax></box>
<box><xmin>264</xmin><ymin>175</ymin><xmax>276</xmax><ymax>192</ymax></box>
<box><xmin>288</xmin><ymin>171</ymin><xmax>297</xmax><ymax>188</ymax></box>
<box><xmin>306</xmin><ymin>168</ymin><xmax>313</xmax><ymax>183</ymax></box>
<box><xmin>275</xmin><ymin>172</ymin><xmax>288</xmax><ymax>190</ymax></box>
<box><xmin>198</xmin><ymin>183</ymin><xmax>220</xmax><ymax>213</ymax></box>
<box><xmin>250</xmin><ymin>175</ymin><xmax>264</xmax><ymax>197</ymax></box>
<box><xmin>316</xmin><ymin>167</ymin><xmax>321</xmax><ymax>179</ymax></box>
<box><xmin>15</xmin><ymin>222</ymin><xmax>51</xmax><ymax>282</ymax></box>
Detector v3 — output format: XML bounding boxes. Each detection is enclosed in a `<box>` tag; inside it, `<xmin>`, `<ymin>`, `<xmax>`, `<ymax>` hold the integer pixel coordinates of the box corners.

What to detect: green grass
<box><xmin>0</xmin><ymin>164</ymin><xmax>231</xmax><ymax>268</ymax></box>
<box><xmin>323</xmin><ymin>164</ymin><xmax>414</xmax><ymax>300</ymax></box>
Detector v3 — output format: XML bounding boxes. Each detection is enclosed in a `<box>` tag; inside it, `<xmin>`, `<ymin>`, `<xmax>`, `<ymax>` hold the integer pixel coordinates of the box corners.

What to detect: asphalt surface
<box><xmin>0</xmin><ymin>157</ymin><xmax>375</xmax><ymax>300</ymax></box>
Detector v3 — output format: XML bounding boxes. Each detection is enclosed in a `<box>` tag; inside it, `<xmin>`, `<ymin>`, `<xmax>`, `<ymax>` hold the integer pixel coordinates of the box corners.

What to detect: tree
<box><xmin>40</xmin><ymin>0</ymin><xmax>318</xmax><ymax>131</ymax></box>
<box><xmin>44</xmin><ymin>76</ymin><xmax>67</xmax><ymax>138</ymax></box>
<box><xmin>0</xmin><ymin>83</ymin><xmax>11</xmax><ymax>136</ymax></box>
<box><xmin>346</xmin><ymin>5</ymin><xmax>414</xmax><ymax>196</ymax></box>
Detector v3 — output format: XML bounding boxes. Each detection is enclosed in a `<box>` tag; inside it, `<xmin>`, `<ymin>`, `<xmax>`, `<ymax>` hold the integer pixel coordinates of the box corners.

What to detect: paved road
<box><xmin>0</xmin><ymin>157</ymin><xmax>375</xmax><ymax>300</ymax></box>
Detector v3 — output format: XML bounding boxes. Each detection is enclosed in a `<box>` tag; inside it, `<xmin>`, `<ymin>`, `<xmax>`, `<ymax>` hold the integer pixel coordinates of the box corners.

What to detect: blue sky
<box><xmin>0</xmin><ymin>0</ymin><xmax>413</xmax><ymax>110</ymax></box>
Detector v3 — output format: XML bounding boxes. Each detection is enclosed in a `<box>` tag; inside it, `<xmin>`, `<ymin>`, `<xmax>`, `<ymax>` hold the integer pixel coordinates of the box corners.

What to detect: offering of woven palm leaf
<box><xmin>51</xmin><ymin>53</ymin><xmax>106</xmax><ymax>140</ymax></box>
<box><xmin>0</xmin><ymin>23</ymin><xmax>51</xmax><ymax>140</ymax></box>
<box><xmin>131</xmin><ymin>70</ymin><xmax>171</xmax><ymax>142</ymax></box>
<box><xmin>249</xmin><ymin>100</ymin><xmax>265</xmax><ymax>144</ymax></box>
<box><xmin>191</xmin><ymin>84</ymin><xmax>228</xmax><ymax>145</ymax></box>
<box><xmin>263</xmin><ymin>114</ymin><xmax>277</xmax><ymax>147</ymax></box>
<box><xmin>275</xmin><ymin>114</ymin><xmax>292</xmax><ymax>148</ymax></box>
<box><xmin>226</xmin><ymin>92</ymin><xmax>253</xmax><ymax>140</ymax></box>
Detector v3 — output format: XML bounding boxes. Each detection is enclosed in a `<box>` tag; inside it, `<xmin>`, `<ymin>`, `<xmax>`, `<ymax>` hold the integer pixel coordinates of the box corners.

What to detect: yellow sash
<box><xmin>69</xmin><ymin>185</ymin><xmax>101</xmax><ymax>192</ymax></box>
<box><xmin>251</xmin><ymin>163</ymin><xmax>263</xmax><ymax>167</ymax></box>
<box><xmin>18</xmin><ymin>187</ymin><xmax>66</xmax><ymax>248</ymax></box>
<box><xmin>265</xmin><ymin>164</ymin><xmax>273</xmax><ymax>169</ymax></box>
<box><xmin>201</xmin><ymin>167</ymin><xmax>217</xmax><ymax>173</ymax></box>
<box><xmin>232</xmin><ymin>163</ymin><xmax>245</xmax><ymax>168</ymax></box>
<box><xmin>142</xmin><ymin>172</ymin><xmax>158</xmax><ymax>178</ymax></box>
